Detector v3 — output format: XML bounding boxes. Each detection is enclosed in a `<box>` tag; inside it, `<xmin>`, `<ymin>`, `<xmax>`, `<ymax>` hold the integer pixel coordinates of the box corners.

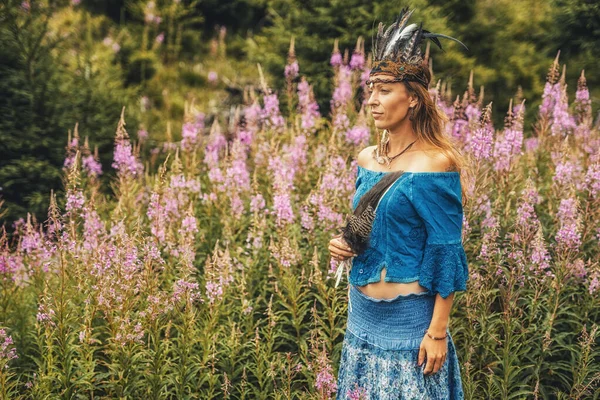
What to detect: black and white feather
<box><xmin>341</xmin><ymin>170</ymin><xmax>405</xmax><ymax>255</ymax></box>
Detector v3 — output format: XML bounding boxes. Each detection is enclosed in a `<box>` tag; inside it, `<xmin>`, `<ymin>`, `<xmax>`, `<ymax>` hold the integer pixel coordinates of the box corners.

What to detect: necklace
<box><xmin>387</xmin><ymin>140</ymin><xmax>417</xmax><ymax>162</ymax></box>
<box><xmin>373</xmin><ymin>136</ymin><xmax>418</xmax><ymax>169</ymax></box>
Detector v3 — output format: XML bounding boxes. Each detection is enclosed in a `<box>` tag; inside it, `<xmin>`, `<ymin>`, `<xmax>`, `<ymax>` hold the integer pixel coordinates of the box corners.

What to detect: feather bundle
<box><xmin>340</xmin><ymin>170</ymin><xmax>405</xmax><ymax>255</ymax></box>
<box><xmin>372</xmin><ymin>7</ymin><xmax>468</xmax><ymax>67</ymax></box>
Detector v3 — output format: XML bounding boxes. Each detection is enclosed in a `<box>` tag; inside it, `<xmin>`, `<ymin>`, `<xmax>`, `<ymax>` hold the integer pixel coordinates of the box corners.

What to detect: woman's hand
<box><xmin>418</xmin><ymin>331</ymin><xmax>448</xmax><ymax>375</ymax></box>
<box><xmin>328</xmin><ymin>234</ymin><xmax>357</xmax><ymax>261</ymax></box>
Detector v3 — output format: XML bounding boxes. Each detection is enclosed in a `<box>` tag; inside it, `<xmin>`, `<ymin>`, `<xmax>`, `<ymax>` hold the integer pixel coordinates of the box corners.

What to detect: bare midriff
<box><xmin>356</xmin><ymin>267</ymin><xmax>428</xmax><ymax>299</ymax></box>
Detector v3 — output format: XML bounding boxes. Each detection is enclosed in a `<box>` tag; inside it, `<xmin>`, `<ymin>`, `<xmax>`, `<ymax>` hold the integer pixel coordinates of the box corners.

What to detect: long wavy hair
<box><xmin>402</xmin><ymin>67</ymin><xmax>471</xmax><ymax>207</ymax></box>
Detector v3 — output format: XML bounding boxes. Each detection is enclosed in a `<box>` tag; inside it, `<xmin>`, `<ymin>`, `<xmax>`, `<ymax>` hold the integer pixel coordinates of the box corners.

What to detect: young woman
<box><xmin>329</xmin><ymin>8</ymin><xmax>470</xmax><ymax>399</ymax></box>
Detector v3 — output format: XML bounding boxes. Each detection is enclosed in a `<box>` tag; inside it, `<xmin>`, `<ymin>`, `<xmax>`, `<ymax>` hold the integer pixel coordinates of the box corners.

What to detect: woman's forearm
<box><xmin>428</xmin><ymin>292</ymin><xmax>455</xmax><ymax>335</ymax></box>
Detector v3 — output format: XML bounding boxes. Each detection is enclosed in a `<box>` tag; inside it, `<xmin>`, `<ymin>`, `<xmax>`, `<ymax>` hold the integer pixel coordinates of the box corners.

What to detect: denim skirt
<box><xmin>336</xmin><ymin>284</ymin><xmax>464</xmax><ymax>400</ymax></box>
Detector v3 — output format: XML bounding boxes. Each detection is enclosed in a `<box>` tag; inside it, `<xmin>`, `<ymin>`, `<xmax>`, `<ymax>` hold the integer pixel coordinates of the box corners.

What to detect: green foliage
<box><xmin>0</xmin><ymin>2</ymin><xmax>140</xmax><ymax>227</ymax></box>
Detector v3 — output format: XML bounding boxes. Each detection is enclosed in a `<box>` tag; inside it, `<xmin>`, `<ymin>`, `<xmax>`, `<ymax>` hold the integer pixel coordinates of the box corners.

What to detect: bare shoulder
<box><xmin>357</xmin><ymin>146</ymin><xmax>377</xmax><ymax>168</ymax></box>
<box><xmin>411</xmin><ymin>148</ymin><xmax>456</xmax><ymax>172</ymax></box>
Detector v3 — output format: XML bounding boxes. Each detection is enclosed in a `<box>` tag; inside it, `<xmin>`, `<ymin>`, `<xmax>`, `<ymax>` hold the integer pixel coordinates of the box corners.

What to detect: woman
<box><xmin>329</xmin><ymin>8</ymin><xmax>470</xmax><ymax>399</ymax></box>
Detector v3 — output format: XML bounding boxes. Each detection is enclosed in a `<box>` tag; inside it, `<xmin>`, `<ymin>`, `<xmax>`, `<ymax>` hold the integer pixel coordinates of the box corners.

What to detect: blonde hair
<box><xmin>403</xmin><ymin>69</ymin><xmax>471</xmax><ymax>207</ymax></box>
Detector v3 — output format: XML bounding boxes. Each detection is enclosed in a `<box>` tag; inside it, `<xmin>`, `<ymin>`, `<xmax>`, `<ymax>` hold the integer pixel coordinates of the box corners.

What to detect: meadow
<box><xmin>1</xmin><ymin>34</ymin><xmax>600</xmax><ymax>399</ymax></box>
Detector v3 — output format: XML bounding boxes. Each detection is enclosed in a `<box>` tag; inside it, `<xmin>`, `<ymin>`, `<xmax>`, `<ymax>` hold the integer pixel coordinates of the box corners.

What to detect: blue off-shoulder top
<box><xmin>350</xmin><ymin>165</ymin><xmax>469</xmax><ymax>299</ymax></box>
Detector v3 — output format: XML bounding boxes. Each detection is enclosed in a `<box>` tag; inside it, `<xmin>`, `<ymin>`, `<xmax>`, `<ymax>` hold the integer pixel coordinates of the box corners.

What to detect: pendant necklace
<box><xmin>378</xmin><ymin>138</ymin><xmax>418</xmax><ymax>169</ymax></box>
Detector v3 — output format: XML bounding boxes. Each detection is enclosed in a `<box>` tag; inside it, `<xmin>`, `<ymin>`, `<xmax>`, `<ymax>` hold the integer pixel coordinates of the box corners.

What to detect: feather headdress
<box><xmin>334</xmin><ymin>170</ymin><xmax>405</xmax><ymax>289</ymax></box>
<box><xmin>368</xmin><ymin>7</ymin><xmax>468</xmax><ymax>88</ymax></box>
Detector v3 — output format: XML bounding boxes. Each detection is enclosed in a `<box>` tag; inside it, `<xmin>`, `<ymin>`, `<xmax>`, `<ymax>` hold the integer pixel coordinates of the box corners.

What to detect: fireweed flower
<box><xmin>574</xmin><ymin>70</ymin><xmax>592</xmax><ymax>127</ymax></box>
<box><xmin>451</xmin><ymin>119</ymin><xmax>469</xmax><ymax>143</ymax></box>
<box><xmin>261</xmin><ymin>92</ymin><xmax>285</xmax><ymax>130</ymax></box>
<box><xmin>589</xmin><ymin>272</ymin><xmax>600</xmax><ymax>295</ymax></box>
<box><xmin>493</xmin><ymin>128</ymin><xmax>523</xmax><ymax>172</ymax></box>
<box><xmin>467</xmin><ymin>103</ymin><xmax>494</xmax><ymax>161</ymax></box>
<box><xmin>273</xmin><ymin>192</ymin><xmax>295</xmax><ymax>227</ymax></box>
<box><xmin>349</xmin><ymin>47</ymin><xmax>365</xmax><ymax>71</ymax></box>
<box><xmin>112</xmin><ymin>140</ymin><xmax>143</xmax><ymax>177</ymax></box>
<box><xmin>284</xmin><ymin>61</ymin><xmax>299</xmax><ymax>79</ymax></box>
<box><xmin>567</xmin><ymin>259</ymin><xmax>587</xmax><ymax>280</ymax></box>
<box><xmin>82</xmin><ymin>155</ymin><xmax>102</xmax><ymax>177</ymax></box>
<box><xmin>300</xmin><ymin>204</ymin><xmax>315</xmax><ymax>231</ymax></box>
<box><xmin>465</xmin><ymin>103</ymin><xmax>481</xmax><ymax>123</ymax></box>
<box><xmin>203</xmin><ymin>124</ymin><xmax>227</xmax><ymax>170</ymax></box>
<box><xmin>65</xmin><ymin>190</ymin><xmax>86</xmax><ymax>213</ymax></box>
<box><xmin>250</xmin><ymin>193</ymin><xmax>266</xmax><ymax>213</ymax></box>
<box><xmin>208</xmin><ymin>71</ymin><xmax>218</xmax><ymax>83</ymax></box>
<box><xmin>0</xmin><ymin>329</ymin><xmax>17</xmax><ymax>363</ymax></box>
<box><xmin>180</xmin><ymin>215</ymin><xmax>198</xmax><ymax>235</ymax></box>
<box><xmin>468</xmin><ymin>124</ymin><xmax>494</xmax><ymax>161</ymax></box>
<box><xmin>297</xmin><ymin>78</ymin><xmax>321</xmax><ymax>134</ymax></box>
<box><xmin>83</xmin><ymin>209</ymin><xmax>106</xmax><ymax>251</ymax></box>
<box><xmin>553</xmin><ymin>159</ymin><xmax>584</xmax><ymax>189</ymax></box>
<box><xmin>284</xmin><ymin>134</ymin><xmax>308</xmax><ymax>169</ymax></box>
<box><xmin>450</xmin><ymin>97</ymin><xmax>469</xmax><ymax>142</ymax></box>
<box><xmin>205</xmin><ymin>280</ymin><xmax>223</xmax><ymax>304</ymax></box>
<box><xmin>243</xmin><ymin>101</ymin><xmax>262</xmax><ymax>133</ymax></box>
<box><xmin>516</xmin><ymin>180</ymin><xmax>542</xmax><ymax>231</ymax></box>
<box><xmin>314</xmin><ymin>350</ymin><xmax>337</xmax><ymax>395</ymax></box>
<box><xmin>20</xmin><ymin>222</ymin><xmax>43</xmax><ymax>255</ymax></box>
<box><xmin>330</xmin><ymin>39</ymin><xmax>342</xmax><ymax>68</ymax></box>
<box><xmin>147</xmin><ymin>193</ymin><xmax>167</xmax><ymax>242</ymax></box>
<box><xmin>345</xmin><ymin>125</ymin><xmax>370</xmax><ymax>146</ymax></box>
<box><xmin>309</xmin><ymin>193</ymin><xmax>344</xmax><ymax>231</ymax></box>
<box><xmin>555</xmin><ymin>197</ymin><xmax>581</xmax><ymax>250</ymax></box>
<box><xmin>114</xmin><ymin>318</ymin><xmax>144</xmax><ymax>346</ymax></box>
<box><xmin>181</xmin><ymin>122</ymin><xmax>199</xmax><ymax>152</ymax></box>
<box><xmin>136</xmin><ymin>129</ymin><xmax>148</xmax><ymax>141</ymax></box>
<box><xmin>333</xmin><ymin>112</ymin><xmax>350</xmax><ymax>133</ymax></box>
<box><xmin>550</xmin><ymin>85</ymin><xmax>576</xmax><ymax>137</ymax></box>
<box><xmin>524</xmin><ymin>137</ymin><xmax>539</xmax><ymax>153</ymax></box>
<box><xmin>478</xmin><ymin>216</ymin><xmax>500</xmax><ymax>262</ymax></box>
<box><xmin>584</xmin><ymin>154</ymin><xmax>600</xmax><ymax>198</ymax></box>
<box><xmin>347</xmin><ymin>383</ymin><xmax>368</xmax><ymax>400</ymax></box>
<box><xmin>173</xmin><ymin>279</ymin><xmax>202</xmax><ymax>303</ymax></box>
<box><xmin>63</xmin><ymin>137</ymin><xmax>79</xmax><ymax>170</ymax></box>
<box><xmin>330</xmin><ymin>65</ymin><xmax>353</xmax><ymax>111</ymax></box>
<box><xmin>269</xmin><ymin>235</ymin><xmax>301</xmax><ymax>268</ymax></box>
<box><xmin>268</xmin><ymin>155</ymin><xmax>296</xmax><ymax>193</ymax></box>
<box><xmin>220</xmin><ymin>139</ymin><xmax>251</xmax><ymax>191</ymax></box>
<box><xmin>539</xmin><ymin>82</ymin><xmax>561</xmax><ymax>119</ymax></box>
<box><xmin>493</xmin><ymin>103</ymin><xmax>524</xmax><ymax>172</ymax></box>
<box><xmin>330</xmin><ymin>51</ymin><xmax>343</xmax><ymax>67</ymax></box>
<box><xmin>529</xmin><ymin>226</ymin><xmax>552</xmax><ymax>278</ymax></box>
<box><xmin>36</xmin><ymin>303</ymin><xmax>56</xmax><ymax>327</ymax></box>
<box><xmin>320</xmin><ymin>156</ymin><xmax>350</xmax><ymax>193</ymax></box>
<box><xmin>513</xmin><ymin>101</ymin><xmax>526</xmax><ymax>117</ymax></box>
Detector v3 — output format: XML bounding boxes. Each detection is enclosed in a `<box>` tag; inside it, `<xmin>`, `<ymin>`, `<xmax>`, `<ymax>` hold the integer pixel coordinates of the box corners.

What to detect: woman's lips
<box><xmin>372</xmin><ymin>112</ymin><xmax>383</xmax><ymax>119</ymax></box>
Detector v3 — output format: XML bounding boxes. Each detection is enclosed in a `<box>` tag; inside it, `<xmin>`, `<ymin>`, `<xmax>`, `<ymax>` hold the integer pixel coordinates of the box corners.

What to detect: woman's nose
<box><xmin>367</xmin><ymin>91</ymin><xmax>377</xmax><ymax>107</ymax></box>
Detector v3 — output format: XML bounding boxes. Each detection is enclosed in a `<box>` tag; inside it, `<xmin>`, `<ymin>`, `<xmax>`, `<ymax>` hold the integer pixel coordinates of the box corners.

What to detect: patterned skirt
<box><xmin>336</xmin><ymin>284</ymin><xmax>464</xmax><ymax>400</ymax></box>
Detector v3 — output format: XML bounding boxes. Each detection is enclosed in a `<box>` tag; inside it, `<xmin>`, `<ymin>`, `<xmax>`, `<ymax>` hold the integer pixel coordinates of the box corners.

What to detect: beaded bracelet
<box><xmin>425</xmin><ymin>329</ymin><xmax>448</xmax><ymax>340</ymax></box>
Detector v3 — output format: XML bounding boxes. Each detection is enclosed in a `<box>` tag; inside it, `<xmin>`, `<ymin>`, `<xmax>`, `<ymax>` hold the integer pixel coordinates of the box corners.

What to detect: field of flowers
<box><xmin>1</xmin><ymin>40</ymin><xmax>599</xmax><ymax>399</ymax></box>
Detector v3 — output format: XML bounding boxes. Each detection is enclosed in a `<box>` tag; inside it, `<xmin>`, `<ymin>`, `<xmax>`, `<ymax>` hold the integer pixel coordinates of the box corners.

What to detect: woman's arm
<box><xmin>418</xmin><ymin>293</ymin><xmax>455</xmax><ymax>375</ymax></box>
<box><xmin>429</xmin><ymin>292</ymin><xmax>454</xmax><ymax>334</ymax></box>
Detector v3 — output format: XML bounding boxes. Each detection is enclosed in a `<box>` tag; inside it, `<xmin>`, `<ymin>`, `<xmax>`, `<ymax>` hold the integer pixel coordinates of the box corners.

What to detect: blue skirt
<box><xmin>336</xmin><ymin>284</ymin><xmax>464</xmax><ymax>399</ymax></box>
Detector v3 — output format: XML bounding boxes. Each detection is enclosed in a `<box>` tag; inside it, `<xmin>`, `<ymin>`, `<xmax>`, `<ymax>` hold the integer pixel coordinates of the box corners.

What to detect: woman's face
<box><xmin>366</xmin><ymin>73</ymin><xmax>417</xmax><ymax>132</ymax></box>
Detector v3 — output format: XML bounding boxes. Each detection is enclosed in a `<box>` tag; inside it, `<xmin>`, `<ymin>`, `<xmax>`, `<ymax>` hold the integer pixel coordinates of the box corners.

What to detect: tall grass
<box><xmin>0</xmin><ymin>45</ymin><xmax>599</xmax><ymax>399</ymax></box>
